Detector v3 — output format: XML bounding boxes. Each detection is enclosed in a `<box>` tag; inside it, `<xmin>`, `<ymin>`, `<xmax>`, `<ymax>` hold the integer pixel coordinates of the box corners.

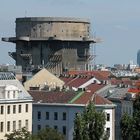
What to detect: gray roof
<box><xmin>0</xmin><ymin>72</ymin><xmax>15</xmax><ymax>80</ymax></box>
<box><xmin>96</xmin><ymin>84</ymin><xmax>128</xmax><ymax>100</ymax></box>
<box><xmin>0</xmin><ymin>72</ymin><xmax>32</xmax><ymax>101</ymax></box>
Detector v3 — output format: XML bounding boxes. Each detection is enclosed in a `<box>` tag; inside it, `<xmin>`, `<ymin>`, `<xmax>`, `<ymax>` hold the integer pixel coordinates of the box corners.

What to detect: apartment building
<box><xmin>0</xmin><ymin>72</ymin><xmax>32</xmax><ymax>140</ymax></box>
<box><xmin>29</xmin><ymin>90</ymin><xmax>115</xmax><ymax>140</ymax></box>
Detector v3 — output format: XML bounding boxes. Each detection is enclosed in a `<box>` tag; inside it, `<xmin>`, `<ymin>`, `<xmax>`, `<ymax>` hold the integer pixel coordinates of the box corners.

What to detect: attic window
<box><xmin>13</xmin><ymin>92</ymin><xmax>15</xmax><ymax>98</ymax></box>
<box><xmin>7</xmin><ymin>93</ymin><xmax>10</xmax><ymax>98</ymax></box>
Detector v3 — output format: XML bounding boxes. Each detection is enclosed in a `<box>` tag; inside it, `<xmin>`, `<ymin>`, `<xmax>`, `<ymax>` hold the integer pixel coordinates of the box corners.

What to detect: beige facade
<box><xmin>0</xmin><ymin>73</ymin><xmax>32</xmax><ymax>140</ymax></box>
<box><xmin>0</xmin><ymin>102</ymin><xmax>32</xmax><ymax>140</ymax></box>
<box><xmin>24</xmin><ymin>68</ymin><xmax>64</xmax><ymax>91</ymax></box>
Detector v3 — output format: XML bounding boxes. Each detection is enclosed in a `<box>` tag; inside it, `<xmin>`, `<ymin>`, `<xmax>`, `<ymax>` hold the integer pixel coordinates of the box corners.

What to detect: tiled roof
<box><xmin>111</xmin><ymin>79</ymin><xmax>133</xmax><ymax>86</ymax></box>
<box><xmin>29</xmin><ymin>89</ymin><xmax>112</xmax><ymax>105</ymax></box>
<box><xmin>74</xmin><ymin>83</ymin><xmax>111</xmax><ymax>104</ymax></box>
<box><xmin>74</xmin><ymin>91</ymin><xmax>112</xmax><ymax>105</ymax></box>
<box><xmin>128</xmin><ymin>88</ymin><xmax>140</xmax><ymax>93</ymax></box>
<box><xmin>60</xmin><ymin>74</ymin><xmax>94</xmax><ymax>88</ymax></box>
<box><xmin>94</xmin><ymin>94</ymin><xmax>112</xmax><ymax>105</ymax></box>
<box><xmin>68</xmin><ymin>70</ymin><xmax>111</xmax><ymax>80</ymax></box>
<box><xmin>29</xmin><ymin>90</ymin><xmax>76</xmax><ymax>103</ymax></box>
<box><xmin>134</xmin><ymin>81</ymin><xmax>140</xmax><ymax>87</ymax></box>
<box><xmin>66</xmin><ymin>76</ymin><xmax>93</xmax><ymax>88</ymax></box>
<box><xmin>74</xmin><ymin>91</ymin><xmax>93</xmax><ymax>104</ymax></box>
<box><xmin>59</xmin><ymin>76</ymin><xmax>76</xmax><ymax>84</ymax></box>
<box><xmin>86</xmin><ymin>83</ymin><xmax>105</xmax><ymax>93</ymax></box>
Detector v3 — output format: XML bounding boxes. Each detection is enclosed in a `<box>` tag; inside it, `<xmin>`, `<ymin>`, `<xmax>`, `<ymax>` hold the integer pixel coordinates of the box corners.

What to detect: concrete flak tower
<box><xmin>2</xmin><ymin>17</ymin><xmax>97</xmax><ymax>75</ymax></box>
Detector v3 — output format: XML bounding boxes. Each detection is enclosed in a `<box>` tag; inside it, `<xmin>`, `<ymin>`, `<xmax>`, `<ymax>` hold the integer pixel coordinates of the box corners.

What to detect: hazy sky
<box><xmin>0</xmin><ymin>0</ymin><xmax>140</xmax><ymax>66</ymax></box>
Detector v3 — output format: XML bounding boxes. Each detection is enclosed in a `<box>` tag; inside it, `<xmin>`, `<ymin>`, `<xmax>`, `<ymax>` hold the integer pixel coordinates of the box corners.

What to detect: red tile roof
<box><xmin>94</xmin><ymin>94</ymin><xmax>112</xmax><ymax>105</ymax></box>
<box><xmin>66</xmin><ymin>76</ymin><xmax>93</xmax><ymax>88</ymax></box>
<box><xmin>59</xmin><ymin>77</ymin><xmax>75</xmax><ymax>84</ymax></box>
<box><xmin>29</xmin><ymin>91</ymin><xmax>76</xmax><ymax>103</ymax></box>
<box><xmin>111</xmin><ymin>79</ymin><xmax>133</xmax><ymax>86</ymax></box>
<box><xmin>86</xmin><ymin>83</ymin><xmax>105</xmax><ymax>93</ymax></box>
<box><xmin>68</xmin><ymin>70</ymin><xmax>111</xmax><ymax>80</ymax></box>
<box><xmin>74</xmin><ymin>83</ymin><xmax>111</xmax><ymax>104</ymax></box>
<box><xmin>74</xmin><ymin>91</ymin><xmax>93</xmax><ymax>104</ymax></box>
<box><xmin>128</xmin><ymin>88</ymin><xmax>140</xmax><ymax>93</ymax></box>
<box><xmin>29</xmin><ymin>88</ymin><xmax>112</xmax><ymax>106</ymax></box>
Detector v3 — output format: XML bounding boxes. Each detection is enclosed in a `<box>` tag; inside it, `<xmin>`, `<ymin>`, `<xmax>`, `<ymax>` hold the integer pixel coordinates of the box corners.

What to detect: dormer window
<box><xmin>7</xmin><ymin>92</ymin><xmax>10</xmax><ymax>99</ymax></box>
<box><xmin>5</xmin><ymin>85</ymin><xmax>19</xmax><ymax>99</ymax></box>
<box><xmin>13</xmin><ymin>92</ymin><xmax>15</xmax><ymax>98</ymax></box>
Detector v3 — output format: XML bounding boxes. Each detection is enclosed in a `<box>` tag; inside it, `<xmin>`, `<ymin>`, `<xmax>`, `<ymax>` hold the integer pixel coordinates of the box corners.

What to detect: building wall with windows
<box><xmin>0</xmin><ymin>72</ymin><xmax>32</xmax><ymax>140</ymax></box>
<box><xmin>104</xmin><ymin>108</ymin><xmax>115</xmax><ymax>140</ymax></box>
<box><xmin>32</xmin><ymin>103</ymin><xmax>115</xmax><ymax>140</ymax></box>
<box><xmin>0</xmin><ymin>102</ymin><xmax>32</xmax><ymax>139</ymax></box>
<box><xmin>32</xmin><ymin>104</ymin><xmax>84</xmax><ymax>140</ymax></box>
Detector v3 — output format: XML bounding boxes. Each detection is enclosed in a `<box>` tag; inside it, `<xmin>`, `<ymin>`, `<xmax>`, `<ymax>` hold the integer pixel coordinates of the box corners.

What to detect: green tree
<box><xmin>120</xmin><ymin>113</ymin><xmax>133</xmax><ymax>140</ymax></box>
<box><xmin>132</xmin><ymin>95</ymin><xmax>140</xmax><ymax>140</ymax></box>
<box><xmin>73</xmin><ymin>101</ymin><xmax>109</xmax><ymax>140</ymax></box>
<box><xmin>35</xmin><ymin>127</ymin><xmax>64</xmax><ymax>140</ymax></box>
<box><xmin>5</xmin><ymin>127</ymin><xmax>32</xmax><ymax>140</ymax></box>
<box><xmin>73</xmin><ymin>113</ymin><xmax>85</xmax><ymax>140</ymax></box>
<box><xmin>5</xmin><ymin>127</ymin><xmax>64</xmax><ymax>140</ymax></box>
<box><xmin>120</xmin><ymin>95</ymin><xmax>140</xmax><ymax>140</ymax></box>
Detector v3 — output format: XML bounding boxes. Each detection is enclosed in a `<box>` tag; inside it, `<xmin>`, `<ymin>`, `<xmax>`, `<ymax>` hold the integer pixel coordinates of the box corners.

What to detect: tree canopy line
<box><xmin>5</xmin><ymin>102</ymin><xmax>109</xmax><ymax>140</ymax></box>
<box><xmin>5</xmin><ymin>127</ymin><xmax>64</xmax><ymax>140</ymax></box>
<box><xmin>120</xmin><ymin>95</ymin><xmax>140</xmax><ymax>140</ymax></box>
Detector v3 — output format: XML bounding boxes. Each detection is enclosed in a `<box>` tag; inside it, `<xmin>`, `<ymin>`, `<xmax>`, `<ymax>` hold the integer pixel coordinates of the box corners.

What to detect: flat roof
<box><xmin>16</xmin><ymin>17</ymin><xmax>90</xmax><ymax>23</ymax></box>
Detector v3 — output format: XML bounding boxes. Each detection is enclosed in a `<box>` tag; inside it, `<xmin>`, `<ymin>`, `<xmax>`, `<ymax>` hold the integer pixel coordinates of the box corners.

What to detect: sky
<box><xmin>0</xmin><ymin>0</ymin><xmax>140</xmax><ymax>67</ymax></box>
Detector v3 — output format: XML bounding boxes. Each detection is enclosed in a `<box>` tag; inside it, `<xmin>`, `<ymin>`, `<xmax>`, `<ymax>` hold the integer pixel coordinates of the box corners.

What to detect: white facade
<box><xmin>32</xmin><ymin>103</ymin><xmax>115</xmax><ymax>140</ymax></box>
<box><xmin>0</xmin><ymin>73</ymin><xmax>32</xmax><ymax>140</ymax></box>
<box><xmin>104</xmin><ymin>108</ymin><xmax>115</xmax><ymax>140</ymax></box>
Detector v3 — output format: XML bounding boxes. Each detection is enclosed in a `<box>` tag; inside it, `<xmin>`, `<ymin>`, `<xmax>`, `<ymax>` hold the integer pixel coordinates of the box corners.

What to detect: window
<box><xmin>7</xmin><ymin>121</ymin><xmax>10</xmax><ymax>132</ymax></box>
<box><xmin>75</xmin><ymin>112</ymin><xmax>78</xmax><ymax>117</ymax></box>
<box><xmin>107</xmin><ymin>113</ymin><xmax>110</xmax><ymax>121</ymax></box>
<box><xmin>7</xmin><ymin>92</ymin><xmax>10</xmax><ymax>98</ymax></box>
<box><xmin>18</xmin><ymin>105</ymin><xmax>21</xmax><ymax>113</ymax></box>
<box><xmin>0</xmin><ymin>122</ymin><xmax>4</xmax><ymax>132</ymax></box>
<box><xmin>25</xmin><ymin>104</ymin><xmax>28</xmax><ymax>112</ymax></box>
<box><xmin>54</xmin><ymin>112</ymin><xmax>58</xmax><ymax>120</ymax></box>
<box><xmin>62</xmin><ymin>126</ymin><xmax>66</xmax><ymax>135</ymax></box>
<box><xmin>13</xmin><ymin>92</ymin><xmax>15</xmax><ymax>98</ymax></box>
<box><xmin>25</xmin><ymin>120</ymin><xmax>28</xmax><ymax>130</ymax></box>
<box><xmin>13</xmin><ymin>105</ymin><xmax>16</xmax><ymax>114</ymax></box>
<box><xmin>0</xmin><ymin>106</ymin><xmax>4</xmax><ymax>114</ymax></box>
<box><xmin>106</xmin><ymin>128</ymin><xmax>110</xmax><ymax>137</ymax></box>
<box><xmin>54</xmin><ymin>125</ymin><xmax>58</xmax><ymax>130</ymax></box>
<box><xmin>7</xmin><ymin>105</ymin><xmax>10</xmax><ymax>114</ymax></box>
<box><xmin>38</xmin><ymin>111</ymin><xmax>41</xmax><ymax>120</ymax></box>
<box><xmin>62</xmin><ymin>112</ymin><xmax>66</xmax><ymax>120</ymax></box>
<box><xmin>46</xmin><ymin>112</ymin><xmax>49</xmax><ymax>120</ymax></box>
<box><xmin>13</xmin><ymin>121</ymin><xmax>16</xmax><ymax>131</ymax></box>
<box><xmin>37</xmin><ymin>125</ymin><xmax>41</xmax><ymax>131</ymax></box>
<box><xmin>18</xmin><ymin>120</ymin><xmax>21</xmax><ymax>130</ymax></box>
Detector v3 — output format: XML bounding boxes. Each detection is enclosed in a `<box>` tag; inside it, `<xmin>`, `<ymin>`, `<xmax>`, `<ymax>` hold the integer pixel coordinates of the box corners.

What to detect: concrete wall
<box><xmin>16</xmin><ymin>17</ymin><xmax>90</xmax><ymax>40</ymax></box>
<box><xmin>6</xmin><ymin>17</ymin><xmax>95</xmax><ymax>74</ymax></box>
